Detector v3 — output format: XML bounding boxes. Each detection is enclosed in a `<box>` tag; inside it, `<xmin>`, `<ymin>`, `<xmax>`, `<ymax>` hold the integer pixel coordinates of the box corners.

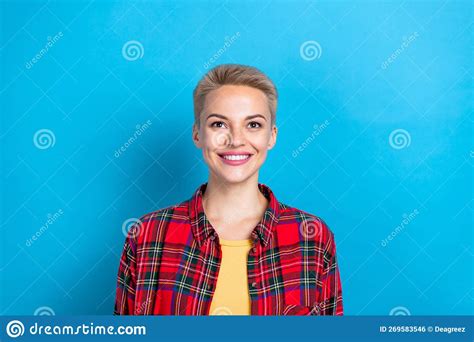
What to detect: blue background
<box><xmin>0</xmin><ymin>0</ymin><xmax>472</xmax><ymax>316</ymax></box>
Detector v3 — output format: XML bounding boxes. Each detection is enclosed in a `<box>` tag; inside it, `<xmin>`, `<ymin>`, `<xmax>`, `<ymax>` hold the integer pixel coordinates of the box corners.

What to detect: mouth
<box><xmin>217</xmin><ymin>153</ymin><xmax>253</xmax><ymax>166</ymax></box>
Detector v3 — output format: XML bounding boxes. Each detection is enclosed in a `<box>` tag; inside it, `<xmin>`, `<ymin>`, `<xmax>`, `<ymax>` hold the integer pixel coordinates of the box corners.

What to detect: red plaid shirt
<box><xmin>114</xmin><ymin>183</ymin><xmax>343</xmax><ymax>315</ymax></box>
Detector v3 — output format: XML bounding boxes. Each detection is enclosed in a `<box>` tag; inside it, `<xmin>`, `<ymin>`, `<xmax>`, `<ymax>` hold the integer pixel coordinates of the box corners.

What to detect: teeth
<box><xmin>222</xmin><ymin>154</ymin><xmax>250</xmax><ymax>161</ymax></box>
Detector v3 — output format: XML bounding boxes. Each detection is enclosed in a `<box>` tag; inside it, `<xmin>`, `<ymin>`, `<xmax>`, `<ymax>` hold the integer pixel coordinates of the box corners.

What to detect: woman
<box><xmin>114</xmin><ymin>64</ymin><xmax>343</xmax><ymax>315</ymax></box>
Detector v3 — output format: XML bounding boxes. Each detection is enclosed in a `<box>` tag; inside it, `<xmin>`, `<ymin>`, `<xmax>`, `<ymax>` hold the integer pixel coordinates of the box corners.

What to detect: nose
<box><xmin>230</xmin><ymin>127</ymin><xmax>245</xmax><ymax>146</ymax></box>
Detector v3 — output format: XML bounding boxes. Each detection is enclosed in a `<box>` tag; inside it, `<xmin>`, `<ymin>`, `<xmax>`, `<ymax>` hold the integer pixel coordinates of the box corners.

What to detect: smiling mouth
<box><xmin>218</xmin><ymin>154</ymin><xmax>252</xmax><ymax>161</ymax></box>
<box><xmin>217</xmin><ymin>153</ymin><xmax>254</xmax><ymax>165</ymax></box>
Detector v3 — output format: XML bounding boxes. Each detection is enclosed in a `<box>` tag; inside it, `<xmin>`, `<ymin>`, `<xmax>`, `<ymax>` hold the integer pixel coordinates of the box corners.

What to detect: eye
<box><xmin>248</xmin><ymin>121</ymin><xmax>262</xmax><ymax>129</ymax></box>
<box><xmin>211</xmin><ymin>121</ymin><xmax>227</xmax><ymax>128</ymax></box>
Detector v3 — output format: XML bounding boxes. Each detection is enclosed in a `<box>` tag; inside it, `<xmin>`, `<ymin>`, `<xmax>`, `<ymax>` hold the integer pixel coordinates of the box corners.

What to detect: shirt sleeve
<box><xmin>319</xmin><ymin>231</ymin><xmax>344</xmax><ymax>315</ymax></box>
<box><xmin>114</xmin><ymin>228</ymin><xmax>137</xmax><ymax>315</ymax></box>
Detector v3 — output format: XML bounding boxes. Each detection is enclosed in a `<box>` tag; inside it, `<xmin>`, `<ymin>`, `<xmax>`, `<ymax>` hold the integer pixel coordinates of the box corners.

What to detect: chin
<box><xmin>214</xmin><ymin>172</ymin><xmax>254</xmax><ymax>184</ymax></box>
<box><xmin>207</xmin><ymin>165</ymin><xmax>258</xmax><ymax>185</ymax></box>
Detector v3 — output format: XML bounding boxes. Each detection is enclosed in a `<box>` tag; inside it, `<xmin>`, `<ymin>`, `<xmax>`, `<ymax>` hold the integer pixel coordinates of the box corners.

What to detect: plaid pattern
<box><xmin>114</xmin><ymin>182</ymin><xmax>343</xmax><ymax>315</ymax></box>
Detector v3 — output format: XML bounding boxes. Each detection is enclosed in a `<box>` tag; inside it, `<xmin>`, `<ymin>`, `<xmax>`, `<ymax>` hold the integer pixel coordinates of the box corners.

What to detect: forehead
<box><xmin>203</xmin><ymin>85</ymin><xmax>270</xmax><ymax>118</ymax></box>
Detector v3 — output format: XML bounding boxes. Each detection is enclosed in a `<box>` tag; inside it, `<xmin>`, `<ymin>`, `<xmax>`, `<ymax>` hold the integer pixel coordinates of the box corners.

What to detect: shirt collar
<box><xmin>189</xmin><ymin>182</ymin><xmax>281</xmax><ymax>248</ymax></box>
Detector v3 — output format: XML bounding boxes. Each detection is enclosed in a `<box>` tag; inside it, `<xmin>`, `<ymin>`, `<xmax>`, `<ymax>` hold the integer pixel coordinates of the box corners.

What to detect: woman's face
<box><xmin>193</xmin><ymin>85</ymin><xmax>277</xmax><ymax>184</ymax></box>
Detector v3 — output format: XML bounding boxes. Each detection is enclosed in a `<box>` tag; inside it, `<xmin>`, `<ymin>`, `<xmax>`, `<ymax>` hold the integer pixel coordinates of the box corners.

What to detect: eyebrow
<box><xmin>206</xmin><ymin>113</ymin><xmax>267</xmax><ymax>121</ymax></box>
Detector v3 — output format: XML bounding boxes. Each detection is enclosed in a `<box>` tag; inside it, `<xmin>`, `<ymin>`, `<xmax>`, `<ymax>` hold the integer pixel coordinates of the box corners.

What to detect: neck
<box><xmin>202</xmin><ymin>172</ymin><xmax>268</xmax><ymax>224</ymax></box>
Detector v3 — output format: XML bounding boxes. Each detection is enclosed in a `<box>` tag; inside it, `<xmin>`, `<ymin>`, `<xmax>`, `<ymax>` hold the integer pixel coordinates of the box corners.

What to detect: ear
<box><xmin>267</xmin><ymin>125</ymin><xmax>278</xmax><ymax>150</ymax></box>
<box><xmin>192</xmin><ymin>123</ymin><xmax>202</xmax><ymax>148</ymax></box>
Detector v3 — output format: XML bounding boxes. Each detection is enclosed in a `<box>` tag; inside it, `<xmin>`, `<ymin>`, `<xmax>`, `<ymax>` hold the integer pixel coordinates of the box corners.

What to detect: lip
<box><xmin>217</xmin><ymin>152</ymin><xmax>253</xmax><ymax>166</ymax></box>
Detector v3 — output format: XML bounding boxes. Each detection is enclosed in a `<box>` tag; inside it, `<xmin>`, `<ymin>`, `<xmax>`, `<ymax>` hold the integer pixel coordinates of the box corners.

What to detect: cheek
<box><xmin>199</xmin><ymin>131</ymin><xmax>214</xmax><ymax>150</ymax></box>
<box><xmin>200</xmin><ymin>132</ymin><xmax>221</xmax><ymax>161</ymax></box>
<box><xmin>203</xmin><ymin>130</ymin><xmax>229</xmax><ymax>150</ymax></box>
<box><xmin>253</xmin><ymin>131</ymin><xmax>272</xmax><ymax>150</ymax></box>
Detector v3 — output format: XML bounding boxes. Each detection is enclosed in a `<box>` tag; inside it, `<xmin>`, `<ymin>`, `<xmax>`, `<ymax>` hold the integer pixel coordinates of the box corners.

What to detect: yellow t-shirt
<box><xmin>209</xmin><ymin>238</ymin><xmax>253</xmax><ymax>315</ymax></box>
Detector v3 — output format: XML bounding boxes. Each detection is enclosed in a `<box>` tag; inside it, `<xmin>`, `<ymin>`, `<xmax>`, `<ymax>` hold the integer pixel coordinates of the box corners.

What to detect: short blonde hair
<box><xmin>193</xmin><ymin>64</ymin><xmax>278</xmax><ymax>127</ymax></box>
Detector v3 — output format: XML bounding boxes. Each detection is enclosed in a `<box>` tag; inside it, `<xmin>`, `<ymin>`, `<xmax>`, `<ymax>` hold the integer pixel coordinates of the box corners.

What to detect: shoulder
<box><xmin>127</xmin><ymin>199</ymin><xmax>191</xmax><ymax>245</ymax></box>
<box><xmin>277</xmin><ymin>202</ymin><xmax>336</xmax><ymax>244</ymax></box>
<box><xmin>138</xmin><ymin>200</ymin><xmax>189</xmax><ymax>224</ymax></box>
